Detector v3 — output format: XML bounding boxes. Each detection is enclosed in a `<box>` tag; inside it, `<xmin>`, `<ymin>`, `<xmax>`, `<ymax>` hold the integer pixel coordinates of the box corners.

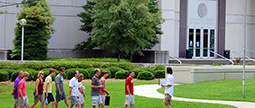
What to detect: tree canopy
<box><xmin>11</xmin><ymin>0</ymin><xmax>55</xmax><ymax>60</ymax></box>
<box><xmin>91</xmin><ymin>0</ymin><xmax>163</xmax><ymax>61</ymax></box>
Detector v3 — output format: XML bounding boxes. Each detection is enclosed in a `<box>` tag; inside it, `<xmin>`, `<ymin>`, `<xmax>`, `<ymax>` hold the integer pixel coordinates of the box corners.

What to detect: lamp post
<box><xmin>19</xmin><ymin>19</ymin><xmax>27</xmax><ymax>62</ymax></box>
<box><xmin>243</xmin><ymin>0</ymin><xmax>247</xmax><ymax>98</ymax></box>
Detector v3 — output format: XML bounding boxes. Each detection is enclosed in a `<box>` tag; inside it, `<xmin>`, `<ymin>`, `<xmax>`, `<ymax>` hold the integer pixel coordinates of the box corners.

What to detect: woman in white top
<box><xmin>78</xmin><ymin>73</ymin><xmax>86</xmax><ymax>108</ymax></box>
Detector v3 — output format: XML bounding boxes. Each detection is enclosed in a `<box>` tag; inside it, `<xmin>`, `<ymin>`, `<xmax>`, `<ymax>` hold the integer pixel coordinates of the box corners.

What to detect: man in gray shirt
<box><xmin>91</xmin><ymin>68</ymin><xmax>103</xmax><ymax>108</ymax></box>
<box><xmin>55</xmin><ymin>67</ymin><xmax>69</xmax><ymax>108</ymax></box>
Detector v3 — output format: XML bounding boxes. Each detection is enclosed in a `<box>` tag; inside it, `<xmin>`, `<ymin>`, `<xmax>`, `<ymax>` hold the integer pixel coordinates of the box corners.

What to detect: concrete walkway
<box><xmin>134</xmin><ymin>84</ymin><xmax>255</xmax><ymax>108</ymax></box>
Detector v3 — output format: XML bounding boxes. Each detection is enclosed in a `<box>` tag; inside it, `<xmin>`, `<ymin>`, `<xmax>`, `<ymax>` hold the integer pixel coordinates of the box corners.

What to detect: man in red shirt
<box><xmin>123</xmin><ymin>70</ymin><xmax>135</xmax><ymax>108</ymax></box>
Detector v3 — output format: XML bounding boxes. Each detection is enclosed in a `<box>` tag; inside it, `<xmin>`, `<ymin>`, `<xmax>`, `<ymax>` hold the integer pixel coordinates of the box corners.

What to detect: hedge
<box><xmin>0</xmin><ymin>62</ymin><xmax>20</xmax><ymax>69</ymax></box>
<box><xmin>86</xmin><ymin>68</ymin><xmax>111</xmax><ymax>79</ymax></box>
<box><xmin>137</xmin><ymin>71</ymin><xmax>154</xmax><ymax>80</ymax></box>
<box><xmin>154</xmin><ymin>70</ymin><xmax>165</xmax><ymax>78</ymax></box>
<box><xmin>107</xmin><ymin>66</ymin><xmax>122</xmax><ymax>78</ymax></box>
<box><xmin>40</xmin><ymin>68</ymin><xmax>60</xmax><ymax>81</ymax></box>
<box><xmin>133</xmin><ymin>67</ymin><xmax>145</xmax><ymax>78</ymax></box>
<box><xmin>65</xmin><ymin>68</ymin><xmax>89</xmax><ymax>80</ymax></box>
<box><xmin>101</xmin><ymin>63</ymin><xmax>137</xmax><ymax>70</ymax></box>
<box><xmin>17</xmin><ymin>68</ymin><xmax>38</xmax><ymax>81</ymax></box>
<box><xmin>0</xmin><ymin>69</ymin><xmax>16</xmax><ymax>79</ymax></box>
<box><xmin>115</xmin><ymin>70</ymin><xmax>129</xmax><ymax>79</ymax></box>
<box><xmin>149</xmin><ymin>64</ymin><xmax>165</xmax><ymax>73</ymax></box>
<box><xmin>0</xmin><ymin>70</ymin><xmax>9</xmax><ymax>81</ymax></box>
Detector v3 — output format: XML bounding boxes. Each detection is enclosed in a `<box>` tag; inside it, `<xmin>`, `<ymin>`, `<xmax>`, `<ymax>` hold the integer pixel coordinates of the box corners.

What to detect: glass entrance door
<box><xmin>187</xmin><ymin>28</ymin><xmax>216</xmax><ymax>58</ymax></box>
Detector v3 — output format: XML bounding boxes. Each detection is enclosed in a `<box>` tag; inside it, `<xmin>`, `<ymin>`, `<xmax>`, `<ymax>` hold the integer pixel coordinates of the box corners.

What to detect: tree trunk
<box><xmin>130</xmin><ymin>54</ymin><xmax>133</xmax><ymax>62</ymax></box>
<box><xmin>118</xmin><ymin>52</ymin><xmax>120</xmax><ymax>62</ymax></box>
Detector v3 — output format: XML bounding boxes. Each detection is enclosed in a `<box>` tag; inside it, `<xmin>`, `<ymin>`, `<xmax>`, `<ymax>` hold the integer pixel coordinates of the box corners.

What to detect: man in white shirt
<box><xmin>161</xmin><ymin>67</ymin><xmax>174</xmax><ymax>108</ymax></box>
<box><xmin>68</xmin><ymin>70</ymin><xmax>80</xmax><ymax>108</ymax></box>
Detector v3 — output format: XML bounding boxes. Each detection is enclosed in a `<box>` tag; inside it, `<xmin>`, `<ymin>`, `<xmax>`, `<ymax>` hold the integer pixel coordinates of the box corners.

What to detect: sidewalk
<box><xmin>134</xmin><ymin>84</ymin><xmax>255</xmax><ymax>108</ymax></box>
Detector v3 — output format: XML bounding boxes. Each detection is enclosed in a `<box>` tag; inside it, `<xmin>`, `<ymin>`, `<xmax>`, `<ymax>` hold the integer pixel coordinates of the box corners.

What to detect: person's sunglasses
<box><xmin>41</xmin><ymin>73</ymin><xmax>44</xmax><ymax>75</ymax></box>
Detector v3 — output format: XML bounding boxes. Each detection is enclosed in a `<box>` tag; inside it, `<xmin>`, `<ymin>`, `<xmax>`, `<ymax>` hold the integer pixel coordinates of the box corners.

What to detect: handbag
<box><xmin>105</xmin><ymin>96</ymin><xmax>110</xmax><ymax>106</ymax></box>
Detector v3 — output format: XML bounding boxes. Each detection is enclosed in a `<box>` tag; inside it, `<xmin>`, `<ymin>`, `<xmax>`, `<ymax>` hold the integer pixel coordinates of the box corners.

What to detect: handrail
<box><xmin>232</xmin><ymin>50</ymin><xmax>255</xmax><ymax>63</ymax></box>
<box><xmin>168</xmin><ymin>54</ymin><xmax>182</xmax><ymax>65</ymax></box>
<box><xmin>210</xmin><ymin>50</ymin><xmax>234</xmax><ymax>65</ymax></box>
<box><xmin>246</xmin><ymin>49</ymin><xmax>255</xmax><ymax>53</ymax></box>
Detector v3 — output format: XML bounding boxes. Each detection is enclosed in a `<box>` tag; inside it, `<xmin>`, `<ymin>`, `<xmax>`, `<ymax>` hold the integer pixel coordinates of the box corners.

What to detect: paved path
<box><xmin>134</xmin><ymin>84</ymin><xmax>255</xmax><ymax>108</ymax></box>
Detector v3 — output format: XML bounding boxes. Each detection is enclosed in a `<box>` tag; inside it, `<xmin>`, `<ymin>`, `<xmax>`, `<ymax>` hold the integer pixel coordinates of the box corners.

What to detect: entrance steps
<box><xmin>168</xmin><ymin>58</ymin><xmax>255</xmax><ymax>65</ymax></box>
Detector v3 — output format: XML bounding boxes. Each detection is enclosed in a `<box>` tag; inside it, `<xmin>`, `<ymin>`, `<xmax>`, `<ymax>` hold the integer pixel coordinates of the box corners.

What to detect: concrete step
<box><xmin>169</xmin><ymin>58</ymin><xmax>255</xmax><ymax>65</ymax></box>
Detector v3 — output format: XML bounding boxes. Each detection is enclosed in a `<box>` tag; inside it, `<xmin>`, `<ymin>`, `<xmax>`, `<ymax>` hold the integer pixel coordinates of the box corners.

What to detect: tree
<box><xmin>91</xmin><ymin>0</ymin><xmax>163</xmax><ymax>62</ymax></box>
<box><xmin>74</xmin><ymin>0</ymin><xmax>97</xmax><ymax>50</ymax></box>
<box><xmin>11</xmin><ymin>0</ymin><xmax>55</xmax><ymax>60</ymax></box>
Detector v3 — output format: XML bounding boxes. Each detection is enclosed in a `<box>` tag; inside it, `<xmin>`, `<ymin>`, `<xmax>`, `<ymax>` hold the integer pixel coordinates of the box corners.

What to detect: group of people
<box><xmin>11</xmin><ymin>66</ymin><xmax>174</xmax><ymax>108</ymax></box>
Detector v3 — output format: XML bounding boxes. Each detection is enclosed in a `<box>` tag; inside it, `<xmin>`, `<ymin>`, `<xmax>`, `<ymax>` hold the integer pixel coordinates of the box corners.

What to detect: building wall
<box><xmin>159</xmin><ymin>0</ymin><xmax>180</xmax><ymax>57</ymax></box>
<box><xmin>226</xmin><ymin>0</ymin><xmax>255</xmax><ymax>58</ymax></box>
<box><xmin>0</xmin><ymin>0</ymin><xmax>88</xmax><ymax>50</ymax></box>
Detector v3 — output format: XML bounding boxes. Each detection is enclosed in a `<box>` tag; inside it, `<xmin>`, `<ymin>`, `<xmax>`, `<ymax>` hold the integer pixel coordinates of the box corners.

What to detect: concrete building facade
<box><xmin>0</xmin><ymin>0</ymin><xmax>255</xmax><ymax>62</ymax></box>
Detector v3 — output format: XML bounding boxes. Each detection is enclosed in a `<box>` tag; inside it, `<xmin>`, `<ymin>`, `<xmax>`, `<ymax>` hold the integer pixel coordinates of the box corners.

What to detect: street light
<box><xmin>19</xmin><ymin>19</ymin><xmax>26</xmax><ymax>61</ymax></box>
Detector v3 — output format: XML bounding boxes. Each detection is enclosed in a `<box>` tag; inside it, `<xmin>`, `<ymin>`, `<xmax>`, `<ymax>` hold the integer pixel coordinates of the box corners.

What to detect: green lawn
<box><xmin>158</xmin><ymin>79</ymin><xmax>255</xmax><ymax>102</ymax></box>
<box><xmin>0</xmin><ymin>81</ymin><xmax>235</xmax><ymax>108</ymax></box>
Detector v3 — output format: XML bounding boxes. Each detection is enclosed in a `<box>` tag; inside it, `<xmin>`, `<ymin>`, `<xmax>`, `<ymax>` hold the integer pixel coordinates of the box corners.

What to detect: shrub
<box><xmin>115</xmin><ymin>70</ymin><xmax>129</xmax><ymax>79</ymax></box>
<box><xmin>101</xmin><ymin>63</ymin><xmax>136</xmax><ymax>70</ymax></box>
<box><xmin>0</xmin><ymin>62</ymin><xmax>20</xmax><ymax>69</ymax></box>
<box><xmin>40</xmin><ymin>68</ymin><xmax>60</xmax><ymax>81</ymax></box>
<box><xmin>65</xmin><ymin>68</ymin><xmax>89</xmax><ymax>80</ymax></box>
<box><xmin>86</xmin><ymin>68</ymin><xmax>97</xmax><ymax>79</ymax></box>
<box><xmin>99</xmin><ymin>68</ymin><xmax>111</xmax><ymax>78</ymax></box>
<box><xmin>137</xmin><ymin>71</ymin><xmax>154</xmax><ymax>80</ymax></box>
<box><xmin>0</xmin><ymin>69</ymin><xmax>16</xmax><ymax>79</ymax></box>
<box><xmin>149</xmin><ymin>64</ymin><xmax>165</xmax><ymax>73</ymax></box>
<box><xmin>107</xmin><ymin>66</ymin><xmax>122</xmax><ymax>78</ymax></box>
<box><xmin>133</xmin><ymin>67</ymin><xmax>145</xmax><ymax>78</ymax></box>
<box><xmin>0</xmin><ymin>70</ymin><xmax>9</xmax><ymax>81</ymax></box>
<box><xmin>17</xmin><ymin>68</ymin><xmax>37</xmax><ymax>81</ymax></box>
<box><xmin>154</xmin><ymin>70</ymin><xmax>165</xmax><ymax>78</ymax></box>
<box><xmin>11</xmin><ymin>71</ymin><xmax>20</xmax><ymax>81</ymax></box>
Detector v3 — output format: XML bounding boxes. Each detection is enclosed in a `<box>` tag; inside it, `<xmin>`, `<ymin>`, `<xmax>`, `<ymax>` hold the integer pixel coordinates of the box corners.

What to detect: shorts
<box><xmin>79</xmin><ymin>94</ymin><xmax>84</xmax><ymax>104</ymax></box>
<box><xmin>99</xmin><ymin>95</ymin><xmax>106</xmax><ymax>105</ymax></box>
<box><xmin>92</xmin><ymin>96</ymin><xmax>103</xmax><ymax>106</ymax></box>
<box><xmin>163</xmin><ymin>94</ymin><xmax>172</xmax><ymax>105</ymax></box>
<box><xmin>14</xmin><ymin>98</ymin><xmax>18</xmax><ymax>107</ymax></box>
<box><xmin>125</xmin><ymin>95</ymin><xmax>134</xmax><ymax>105</ymax></box>
<box><xmin>45</xmin><ymin>93</ymin><xmax>55</xmax><ymax>104</ymax></box>
<box><xmin>18</xmin><ymin>96</ymin><xmax>29</xmax><ymax>107</ymax></box>
<box><xmin>56</xmin><ymin>91</ymin><xmax>67</xmax><ymax>102</ymax></box>
<box><xmin>70</xmin><ymin>96</ymin><xmax>80</xmax><ymax>106</ymax></box>
<box><xmin>34</xmin><ymin>94</ymin><xmax>44</xmax><ymax>103</ymax></box>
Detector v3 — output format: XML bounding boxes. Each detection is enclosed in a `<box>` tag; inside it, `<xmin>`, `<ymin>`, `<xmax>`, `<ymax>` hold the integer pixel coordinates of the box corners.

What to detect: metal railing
<box><xmin>168</xmin><ymin>54</ymin><xmax>182</xmax><ymax>65</ymax></box>
<box><xmin>210</xmin><ymin>50</ymin><xmax>234</xmax><ymax>65</ymax></box>
<box><xmin>232</xmin><ymin>50</ymin><xmax>255</xmax><ymax>63</ymax></box>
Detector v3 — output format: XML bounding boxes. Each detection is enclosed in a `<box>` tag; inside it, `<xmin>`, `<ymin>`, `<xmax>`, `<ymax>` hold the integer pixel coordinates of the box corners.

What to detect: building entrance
<box><xmin>188</xmin><ymin>28</ymin><xmax>216</xmax><ymax>58</ymax></box>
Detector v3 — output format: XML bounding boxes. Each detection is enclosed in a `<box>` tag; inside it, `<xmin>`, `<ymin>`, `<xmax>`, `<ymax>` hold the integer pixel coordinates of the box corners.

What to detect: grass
<box><xmin>0</xmin><ymin>81</ymin><xmax>235</xmax><ymax>108</ymax></box>
<box><xmin>47</xmin><ymin>58</ymin><xmax>130</xmax><ymax>63</ymax></box>
<box><xmin>158</xmin><ymin>79</ymin><xmax>255</xmax><ymax>102</ymax></box>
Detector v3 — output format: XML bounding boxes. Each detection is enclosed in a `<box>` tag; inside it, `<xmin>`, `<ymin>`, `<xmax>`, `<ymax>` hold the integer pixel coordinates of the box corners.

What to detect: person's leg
<box><xmin>40</xmin><ymin>95</ymin><xmax>44</xmax><ymax>108</ymax></box>
<box><xmin>55</xmin><ymin>101</ymin><xmax>59</xmax><ymax>108</ymax></box>
<box><xmin>123</xmin><ymin>104</ymin><xmax>128</xmax><ymax>108</ymax></box>
<box><xmin>44</xmin><ymin>104</ymin><xmax>48</xmax><ymax>108</ymax></box>
<box><xmin>26</xmin><ymin>104</ymin><xmax>29</xmax><ymax>108</ymax></box>
<box><xmin>69</xmin><ymin>104</ymin><xmax>74</xmax><ymax>108</ymax></box>
<box><xmin>166</xmin><ymin>105</ymin><xmax>171</xmax><ymax>108</ymax></box>
<box><xmin>64</xmin><ymin>99</ymin><xmax>70</xmax><ymax>107</ymax></box>
<box><xmin>81</xmin><ymin>102</ymin><xmax>84</xmax><ymax>108</ymax></box>
<box><xmin>52</xmin><ymin>101</ymin><xmax>56</xmax><ymax>108</ymax></box>
<box><xmin>131</xmin><ymin>105</ymin><xmax>134</xmax><ymax>108</ymax></box>
<box><xmin>31</xmin><ymin>102</ymin><xmax>38</xmax><ymax>108</ymax></box>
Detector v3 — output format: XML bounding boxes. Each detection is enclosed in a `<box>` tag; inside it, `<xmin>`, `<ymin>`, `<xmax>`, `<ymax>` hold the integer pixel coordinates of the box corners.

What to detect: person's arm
<box><xmin>126</xmin><ymin>85</ymin><xmax>131</xmax><ymax>95</ymax></box>
<box><xmin>45</xmin><ymin>82</ymin><xmax>49</xmax><ymax>97</ymax></box>
<box><xmin>18</xmin><ymin>83</ymin><xmax>23</xmax><ymax>98</ymax></box>
<box><xmin>91</xmin><ymin>84</ymin><xmax>103</xmax><ymax>89</ymax></box>
<box><xmin>68</xmin><ymin>87</ymin><xmax>72</xmax><ymax>100</ymax></box>
<box><xmin>35</xmin><ymin>79</ymin><xmax>40</xmax><ymax>96</ymax></box>
<box><xmin>56</xmin><ymin>83</ymin><xmax>62</xmax><ymax>95</ymax></box>
<box><xmin>79</xmin><ymin>87</ymin><xmax>86</xmax><ymax>97</ymax></box>
<box><xmin>162</xmin><ymin>77</ymin><xmax>173</xmax><ymax>88</ymax></box>
<box><xmin>12</xmin><ymin>88</ymin><xmax>16</xmax><ymax>95</ymax></box>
